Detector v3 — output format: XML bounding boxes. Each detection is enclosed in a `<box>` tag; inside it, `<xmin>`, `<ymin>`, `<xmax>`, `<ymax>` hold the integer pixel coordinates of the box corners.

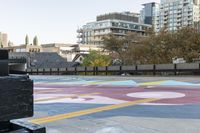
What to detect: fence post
<box><xmin>50</xmin><ymin>68</ymin><xmax>52</xmax><ymax>75</ymax></box>
<box><xmin>43</xmin><ymin>68</ymin><xmax>45</xmax><ymax>75</ymax></box>
<box><xmin>57</xmin><ymin>68</ymin><xmax>60</xmax><ymax>75</ymax></box>
<box><xmin>85</xmin><ymin>67</ymin><xmax>87</xmax><ymax>75</ymax></box>
<box><xmin>199</xmin><ymin>63</ymin><xmax>200</xmax><ymax>75</ymax></box>
<box><xmin>93</xmin><ymin>67</ymin><xmax>96</xmax><ymax>75</ymax></box>
<box><xmin>75</xmin><ymin>67</ymin><xmax>77</xmax><ymax>75</ymax></box>
<box><xmin>174</xmin><ymin>64</ymin><xmax>177</xmax><ymax>75</ymax></box>
<box><xmin>37</xmin><ymin>69</ymin><xmax>39</xmax><ymax>75</ymax></box>
<box><xmin>96</xmin><ymin>67</ymin><xmax>98</xmax><ymax>75</ymax></box>
<box><xmin>153</xmin><ymin>64</ymin><xmax>156</xmax><ymax>76</ymax></box>
<box><xmin>120</xmin><ymin>66</ymin><xmax>122</xmax><ymax>75</ymax></box>
<box><xmin>135</xmin><ymin>65</ymin><xmax>138</xmax><ymax>75</ymax></box>
<box><xmin>66</xmin><ymin>68</ymin><xmax>68</xmax><ymax>75</ymax></box>
<box><xmin>106</xmin><ymin>66</ymin><xmax>108</xmax><ymax>76</ymax></box>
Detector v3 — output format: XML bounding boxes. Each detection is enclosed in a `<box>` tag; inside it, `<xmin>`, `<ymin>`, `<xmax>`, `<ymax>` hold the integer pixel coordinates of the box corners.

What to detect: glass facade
<box><xmin>140</xmin><ymin>2</ymin><xmax>160</xmax><ymax>32</ymax></box>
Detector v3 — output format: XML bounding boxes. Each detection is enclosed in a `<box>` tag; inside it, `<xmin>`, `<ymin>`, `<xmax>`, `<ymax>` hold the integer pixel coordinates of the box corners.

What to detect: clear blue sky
<box><xmin>0</xmin><ymin>0</ymin><xmax>159</xmax><ymax>45</ymax></box>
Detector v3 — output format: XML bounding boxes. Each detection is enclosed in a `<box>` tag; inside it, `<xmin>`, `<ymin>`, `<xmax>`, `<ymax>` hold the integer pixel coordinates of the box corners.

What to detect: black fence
<box><xmin>26</xmin><ymin>63</ymin><xmax>200</xmax><ymax>76</ymax></box>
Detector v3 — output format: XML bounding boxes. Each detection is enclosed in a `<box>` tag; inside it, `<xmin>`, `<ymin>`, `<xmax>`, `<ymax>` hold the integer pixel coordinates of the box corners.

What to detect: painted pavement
<box><xmin>29</xmin><ymin>76</ymin><xmax>200</xmax><ymax>132</ymax></box>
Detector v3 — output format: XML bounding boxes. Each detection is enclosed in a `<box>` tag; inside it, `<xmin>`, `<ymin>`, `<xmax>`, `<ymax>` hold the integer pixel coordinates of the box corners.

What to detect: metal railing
<box><xmin>26</xmin><ymin>63</ymin><xmax>200</xmax><ymax>76</ymax></box>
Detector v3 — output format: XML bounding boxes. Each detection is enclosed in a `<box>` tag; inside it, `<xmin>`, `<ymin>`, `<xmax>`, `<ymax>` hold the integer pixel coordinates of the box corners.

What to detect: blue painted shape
<box><xmin>100</xmin><ymin>80</ymin><xmax>138</xmax><ymax>86</ymax></box>
<box><xmin>78</xmin><ymin>104</ymin><xmax>200</xmax><ymax>120</ymax></box>
<box><xmin>34</xmin><ymin>103</ymin><xmax>106</xmax><ymax>116</ymax></box>
<box><xmin>35</xmin><ymin>103</ymin><xmax>200</xmax><ymax>120</ymax></box>
<box><xmin>32</xmin><ymin>76</ymin><xmax>102</xmax><ymax>85</ymax></box>
<box><xmin>160</xmin><ymin>80</ymin><xmax>196</xmax><ymax>86</ymax></box>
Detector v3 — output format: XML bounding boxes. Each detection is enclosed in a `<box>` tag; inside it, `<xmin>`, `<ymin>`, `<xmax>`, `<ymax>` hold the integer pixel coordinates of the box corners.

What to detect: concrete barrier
<box><xmin>156</xmin><ymin>64</ymin><xmax>175</xmax><ymax>70</ymax></box>
<box><xmin>177</xmin><ymin>63</ymin><xmax>199</xmax><ymax>70</ymax></box>
<box><xmin>38</xmin><ymin>68</ymin><xmax>43</xmax><ymax>72</ymax></box>
<box><xmin>26</xmin><ymin>63</ymin><xmax>200</xmax><ymax>76</ymax></box>
<box><xmin>32</xmin><ymin>69</ymin><xmax>37</xmax><ymax>73</ymax></box>
<box><xmin>0</xmin><ymin>49</ymin><xmax>45</xmax><ymax>132</ymax></box>
<box><xmin>27</xmin><ymin>69</ymin><xmax>32</xmax><ymax>73</ymax></box>
<box><xmin>45</xmin><ymin>68</ymin><xmax>51</xmax><ymax>72</ymax></box>
<box><xmin>87</xmin><ymin>67</ymin><xmax>94</xmax><ymax>72</ymax></box>
<box><xmin>51</xmin><ymin>68</ymin><xmax>58</xmax><ymax>72</ymax></box>
<box><xmin>138</xmin><ymin>64</ymin><xmax>154</xmax><ymax>70</ymax></box>
<box><xmin>59</xmin><ymin>68</ymin><xmax>66</xmax><ymax>72</ymax></box>
<box><xmin>77</xmin><ymin>67</ymin><xmax>85</xmax><ymax>72</ymax></box>
<box><xmin>122</xmin><ymin>66</ymin><xmax>136</xmax><ymax>71</ymax></box>
<box><xmin>107</xmin><ymin>66</ymin><xmax>120</xmax><ymax>71</ymax></box>
<box><xmin>67</xmin><ymin>67</ymin><xmax>75</xmax><ymax>72</ymax></box>
<box><xmin>98</xmin><ymin>67</ymin><xmax>106</xmax><ymax>71</ymax></box>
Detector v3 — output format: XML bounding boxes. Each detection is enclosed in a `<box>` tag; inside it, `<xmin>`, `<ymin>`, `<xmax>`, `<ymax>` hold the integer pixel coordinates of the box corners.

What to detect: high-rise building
<box><xmin>140</xmin><ymin>2</ymin><xmax>160</xmax><ymax>26</ymax></box>
<box><xmin>156</xmin><ymin>0</ymin><xmax>200</xmax><ymax>32</ymax></box>
<box><xmin>77</xmin><ymin>12</ymin><xmax>151</xmax><ymax>45</ymax></box>
<box><xmin>0</xmin><ymin>32</ymin><xmax>8</xmax><ymax>47</ymax></box>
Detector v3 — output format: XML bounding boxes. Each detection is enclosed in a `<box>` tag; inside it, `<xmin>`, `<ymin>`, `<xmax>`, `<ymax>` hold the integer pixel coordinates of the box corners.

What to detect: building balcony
<box><xmin>177</xmin><ymin>14</ymin><xmax>182</xmax><ymax>18</ymax></box>
<box><xmin>188</xmin><ymin>9</ymin><xmax>193</xmax><ymax>12</ymax></box>
<box><xmin>183</xmin><ymin>0</ymin><xmax>189</xmax><ymax>3</ymax></box>
<box><xmin>77</xmin><ymin>29</ymin><xmax>83</xmax><ymax>33</ymax></box>
<box><xmin>188</xmin><ymin>17</ymin><xmax>193</xmax><ymax>21</ymax></box>
<box><xmin>94</xmin><ymin>32</ymin><xmax>110</xmax><ymax>36</ymax></box>
<box><xmin>164</xmin><ymin>20</ymin><xmax>168</xmax><ymax>23</ymax></box>
<box><xmin>177</xmin><ymin>9</ymin><xmax>182</xmax><ymax>14</ymax></box>
<box><xmin>77</xmin><ymin>40</ymin><xmax>84</xmax><ymax>44</ymax></box>
<box><xmin>176</xmin><ymin>23</ymin><xmax>181</xmax><ymax>26</ymax></box>
<box><xmin>164</xmin><ymin>13</ymin><xmax>168</xmax><ymax>16</ymax></box>
<box><xmin>112</xmin><ymin>32</ymin><xmax>126</xmax><ymax>36</ymax></box>
<box><xmin>188</xmin><ymin>13</ymin><xmax>193</xmax><ymax>16</ymax></box>
<box><xmin>164</xmin><ymin>15</ymin><xmax>168</xmax><ymax>19</ymax></box>
<box><xmin>77</xmin><ymin>34</ymin><xmax>84</xmax><ymax>38</ymax></box>
<box><xmin>177</xmin><ymin>19</ymin><xmax>181</xmax><ymax>22</ymax></box>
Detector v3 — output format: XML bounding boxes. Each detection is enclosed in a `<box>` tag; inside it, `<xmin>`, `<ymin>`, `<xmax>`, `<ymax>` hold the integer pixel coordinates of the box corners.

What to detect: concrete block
<box><xmin>51</xmin><ymin>68</ymin><xmax>58</xmax><ymax>72</ymax></box>
<box><xmin>67</xmin><ymin>67</ymin><xmax>75</xmax><ymax>71</ymax></box>
<box><xmin>177</xmin><ymin>63</ymin><xmax>199</xmax><ymax>70</ymax></box>
<box><xmin>0</xmin><ymin>75</ymin><xmax>33</xmax><ymax>121</ymax></box>
<box><xmin>0</xmin><ymin>49</ymin><xmax>8</xmax><ymax>60</ymax></box>
<box><xmin>122</xmin><ymin>66</ymin><xmax>136</xmax><ymax>71</ymax></box>
<box><xmin>137</xmin><ymin>65</ymin><xmax>154</xmax><ymax>70</ymax></box>
<box><xmin>11</xmin><ymin>120</ymin><xmax>46</xmax><ymax>133</ymax></box>
<box><xmin>0</xmin><ymin>49</ymin><xmax>9</xmax><ymax>76</ymax></box>
<box><xmin>59</xmin><ymin>68</ymin><xmax>66</xmax><ymax>72</ymax></box>
<box><xmin>156</xmin><ymin>64</ymin><xmax>174</xmax><ymax>70</ymax></box>
<box><xmin>8</xmin><ymin>129</ymin><xmax>29</xmax><ymax>133</ymax></box>
<box><xmin>107</xmin><ymin>66</ymin><xmax>120</xmax><ymax>71</ymax></box>
<box><xmin>0</xmin><ymin>60</ymin><xmax>9</xmax><ymax>76</ymax></box>
<box><xmin>86</xmin><ymin>67</ymin><xmax>94</xmax><ymax>71</ymax></box>
<box><xmin>98</xmin><ymin>67</ymin><xmax>106</xmax><ymax>71</ymax></box>
<box><xmin>76</xmin><ymin>67</ymin><xmax>85</xmax><ymax>71</ymax></box>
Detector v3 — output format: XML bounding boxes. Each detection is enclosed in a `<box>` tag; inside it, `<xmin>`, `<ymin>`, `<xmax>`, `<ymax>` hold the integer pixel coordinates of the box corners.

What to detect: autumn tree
<box><xmin>102</xmin><ymin>32</ymin><xmax>142</xmax><ymax>65</ymax></box>
<box><xmin>82</xmin><ymin>50</ymin><xmax>111</xmax><ymax>67</ymax></box>
<box><xmin>102</xmin><ymin>34</ymin><xmax>126</xmax><ymax>64</ymax></box>
<box><xmin>103</xmin><ymin>27</ymin><xmax>200</xmax><ymax>65</ymax></box>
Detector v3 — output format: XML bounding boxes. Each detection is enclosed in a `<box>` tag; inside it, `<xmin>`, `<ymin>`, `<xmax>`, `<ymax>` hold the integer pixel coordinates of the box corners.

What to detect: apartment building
<box><xmin>156</xmin><ymin>0</ymin><xmax>200</xmax><ymax>32</ymax></box>
<box><xmin>140</xmin><ymin>2</ymin><xmax>160</xmax><ymax>25</ymax></box>
<box><xmin>0</xmin><ymin>32</ymin><xmax>8</xmax><ymax>47</ymax></box>
<box><xmin>77</xmin><ymin>12</ymin><xmax>151</xmax><ymax>45</ymax></box>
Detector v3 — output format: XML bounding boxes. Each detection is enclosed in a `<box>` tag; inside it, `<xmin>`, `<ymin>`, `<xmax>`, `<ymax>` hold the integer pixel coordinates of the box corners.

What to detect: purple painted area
<box><xmin>34</xmin><ymin>83</ymin><xmax>200</xmax><ymax>105</ymax></box>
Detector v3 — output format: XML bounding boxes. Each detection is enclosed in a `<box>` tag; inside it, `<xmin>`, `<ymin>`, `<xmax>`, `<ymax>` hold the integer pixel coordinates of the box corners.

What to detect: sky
<box><xmin>0</xmin><ymin>0</ymin><xmax>159</xmax><ymax>45</ymax></box>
